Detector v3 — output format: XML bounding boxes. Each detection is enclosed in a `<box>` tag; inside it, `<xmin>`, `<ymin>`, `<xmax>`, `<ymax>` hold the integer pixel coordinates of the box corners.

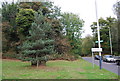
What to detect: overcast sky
<box><xmin>1</xmin><ymin>0</ymin><xmax>119</xmax><ymax>38</ymax></box>
<box><xmin>50</xmin><ymin>0</ymin><xmax>118</xmax><ymax>38</ymax></box>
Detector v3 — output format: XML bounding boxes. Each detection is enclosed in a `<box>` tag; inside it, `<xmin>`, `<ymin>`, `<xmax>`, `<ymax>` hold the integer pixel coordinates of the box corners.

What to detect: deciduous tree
<box><xmin>114</xmin><ymin>1</ymin><xmax>120</xmax><ymax>55</ymax></box>
<box><xmin>61</xmin><ymin>12</ymin><xmax>84</xmax><ymax>55</ymax></box>
<box><xmin>90</xmin><ymin>17</ymin><xmax>117</xmax><ymax>54</ymax></box>
<box><xmin>81</xmin><ymin>35</ymin><xmax>93</xmax><ymax>56</ymax></box>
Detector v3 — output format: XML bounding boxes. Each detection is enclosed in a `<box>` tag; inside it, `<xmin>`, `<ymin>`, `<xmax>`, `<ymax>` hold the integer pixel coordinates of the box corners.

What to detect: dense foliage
<box><xmin>61</xmin><ymin>13</ymin><xmax>84</xmax><ymax>55</ymax></box>
<box><xmin>2</xmin><ymin>2</ymin><xmax>19</xmax><ymax>54</ymax></box>
<box><xmin>21</xmin><ymin>11</ymin><xmax>54</xmax><ymax>66</ymax></box>
<box><xmin>2</xmin><ymin>1</ymin><xmax>84</xmax><ymax>64</ymax></box>
<box><xmin>2</xmin><ymin>1</ymin><xmax>119</xmax><ymax>62</ymax></box>
<box><xmin>81</xmin><ymin>35</ymin><xmax>93</xmax><ymax>56</ymax></box>
<box><xmin>16</xmin><ymin>9</ymin><xmax>35</xmax><ymax>36</ymax></box>
<box><xmin>114</xmin><ymin>1</ymin><xmax>120</xmax><ymax>55</ymax></box>
<box><xmin>90</xmin><ymin>17</ymin><xmax>117</xmax><ymax>55</ymax></box>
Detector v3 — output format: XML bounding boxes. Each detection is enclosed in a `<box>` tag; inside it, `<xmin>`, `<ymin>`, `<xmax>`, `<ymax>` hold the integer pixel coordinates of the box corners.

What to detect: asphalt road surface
<box><xmin>82</xmin><ymin>57</ymin><xmax>120</xmax><ymax>75</ymax></box>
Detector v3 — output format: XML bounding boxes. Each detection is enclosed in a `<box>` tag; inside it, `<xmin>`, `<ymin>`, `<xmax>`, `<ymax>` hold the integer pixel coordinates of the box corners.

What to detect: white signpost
<box><xmin>92</xmin><ymin>48</ymin><xmax>102</xmax><ymax>52</ymax></box>
<box><xmin>91</xmin><ymin>48</ymin><xmax>102</xmax><ymax>68</ymax></box>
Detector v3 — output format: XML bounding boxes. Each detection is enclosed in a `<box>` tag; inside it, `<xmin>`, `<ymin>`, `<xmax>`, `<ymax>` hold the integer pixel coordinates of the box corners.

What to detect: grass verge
<box><xmin>2</xmin><ymin>59</ymin><xmax>118</xmax><ymax>79</ymax></box>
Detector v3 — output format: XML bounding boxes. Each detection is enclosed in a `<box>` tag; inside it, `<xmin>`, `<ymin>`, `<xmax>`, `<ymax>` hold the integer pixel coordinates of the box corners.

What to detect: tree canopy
<box><xmin>60</xmin><ymin>12</ymin><xmax>84</xmax><ymax>55</ymax></box>
<box><xmin>21</xmin><ymin>11</ymin><xmax>54</xmax><ymax>66</ymax></box>
<box><xmin>90</xmin><ymin>17</ymin><xmax>117</xmax><ymax>54</ymax></box>
<box><xmin>16</xmin><ymin>9</ymin><xmax>35</xmax><ymax>36</ymax></box>
<box><xmin>2</xmin><ymin>1</ymin><xmax>84</xmax><ymax>63</ymax></box>
<box><xmin>113</xmin><ymin>1</ymin><xmax>120</xmax><ymax>55</ymax></box>
<box><xmin>81</xmin><ymin>35</ymin><xmax>93</xmax><ymax>56</ymax></box>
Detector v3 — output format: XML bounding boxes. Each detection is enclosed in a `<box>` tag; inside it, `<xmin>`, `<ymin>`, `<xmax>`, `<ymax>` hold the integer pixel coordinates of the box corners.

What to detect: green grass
<box><xmin>2</xmin><ymin>59</ymin><xmax>118</xmax><ymax>79</ymax></box>
<box><xmin>0</xmin><ymin>59</ymin><xmax>2</xmax><ymax>80</ymax></box>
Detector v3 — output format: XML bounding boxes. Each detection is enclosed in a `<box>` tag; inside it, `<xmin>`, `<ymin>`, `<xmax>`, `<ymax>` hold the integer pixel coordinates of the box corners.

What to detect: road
<box><xmin>82</xmin><ymin>57</ymin><xmax>120</xmax><ymax>75</ymax></box>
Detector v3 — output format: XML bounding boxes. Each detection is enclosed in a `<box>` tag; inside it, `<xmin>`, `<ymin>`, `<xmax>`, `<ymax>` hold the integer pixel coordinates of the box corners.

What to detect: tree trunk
<box><xmin>31</xmin><ymin>61</ymin><xmax>37</xmax><ymax>66</ymax></box>
<box><xmin>37</xmin><ymin>60</ymin><xmax>39</xmax><ymax>68</ymax></box>
<box><xmin>39</xmin><ymin>60</ymin><xmax>46</xmax><ymax>66</ymax></box>
<box><xmin>31</xmin><ymin>60</ymin><xmax>46</xmax><ymax>66</ymax></box>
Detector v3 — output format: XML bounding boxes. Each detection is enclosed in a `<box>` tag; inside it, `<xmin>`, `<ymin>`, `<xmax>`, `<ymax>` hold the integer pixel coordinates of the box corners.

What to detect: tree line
<box><xmin>1</xmin><ymin>1</ymin><xmax>84</xmax><ymax>66</ymax></box>
<box><xmin>82</xmin><ymin>1</ymin><xmax>120</xmax><ymax>56</ymax></box>
<box><xmin>1</xmin><ymin>1</ymin><xmax>120</xmax><ymax>66</ymax></box>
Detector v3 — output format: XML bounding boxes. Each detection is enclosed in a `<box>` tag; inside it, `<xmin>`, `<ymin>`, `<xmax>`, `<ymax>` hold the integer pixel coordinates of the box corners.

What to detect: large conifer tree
<box><xmin>21</xmin><ymin>10</ymin><xmax>54</xmax><ymax>67</ymax></box>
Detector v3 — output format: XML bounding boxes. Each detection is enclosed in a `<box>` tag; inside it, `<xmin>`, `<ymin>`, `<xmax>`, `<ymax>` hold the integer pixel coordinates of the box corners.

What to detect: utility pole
<box><xmin>108</xmin><ymin>27</ymin><xmax>113</xmax><ymax>55</ymax></box>
<box><xmin>95</xmin><ymin>0</ymin><xmax>102</xmax><ymax>69</ymax></box>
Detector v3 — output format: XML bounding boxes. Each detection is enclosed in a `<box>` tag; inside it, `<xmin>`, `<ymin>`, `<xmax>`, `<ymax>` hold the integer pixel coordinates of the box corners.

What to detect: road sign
<box><xmin>91</xmin><ymin>48</ymin><xmax>102</xmax><ymax>52</ymax></box>
<box><xmin>91</xmin><ymin>47</ymin><xmax>103</xmax><ymax>69</ymax></box>
<box><xmin>95</xmin><ymin>40</ymin><xmax>103</xmax><ymax>43</ymax></box>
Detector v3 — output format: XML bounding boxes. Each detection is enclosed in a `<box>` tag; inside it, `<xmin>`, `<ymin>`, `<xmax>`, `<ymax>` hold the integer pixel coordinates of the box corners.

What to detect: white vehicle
<box><xmin>114</xmin><ymin>56</ymin><xmax>120</xmax><ymax>65</ymax></box>
<box><xmin>103</xmin><ymin>55</ymin><xmax>116</xmax><ymax>62</ymax></box>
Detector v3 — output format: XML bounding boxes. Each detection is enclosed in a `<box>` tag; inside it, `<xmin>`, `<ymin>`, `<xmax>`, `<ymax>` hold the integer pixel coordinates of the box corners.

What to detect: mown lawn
<box><xmin>2</xmin><ymin>59</ymin><xmax>118</xmax><ymax>79</ymax></box>
<box><xmin>0</xmin><ymin>59</ymin><xmax>2</xmax><ymax>80</ymax></box>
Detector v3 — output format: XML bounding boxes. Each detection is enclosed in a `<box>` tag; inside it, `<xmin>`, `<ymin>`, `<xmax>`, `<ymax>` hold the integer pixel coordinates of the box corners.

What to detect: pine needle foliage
<box><xmin>21</xmin><ymin>10</ymin><xmax>54</xmax><ymax>66</ymax></box>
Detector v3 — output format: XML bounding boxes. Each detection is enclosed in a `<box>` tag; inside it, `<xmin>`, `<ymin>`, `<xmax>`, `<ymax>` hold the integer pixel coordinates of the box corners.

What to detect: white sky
<box><xmin>50</xmin><ymin>0</ymin><xmax>118</xmax><ymax>38</ymax></box>
<box><xmin>0</xmin><ymin>0</ymin><xmax>118</xmax><ymax>38</ymax></box>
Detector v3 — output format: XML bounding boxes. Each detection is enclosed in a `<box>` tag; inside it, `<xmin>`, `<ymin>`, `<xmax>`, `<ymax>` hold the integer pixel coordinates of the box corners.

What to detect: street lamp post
<box><xmin>95</xmin><ymin>0</ymin><xmax>102</xmax><ymax>69</ymax></box>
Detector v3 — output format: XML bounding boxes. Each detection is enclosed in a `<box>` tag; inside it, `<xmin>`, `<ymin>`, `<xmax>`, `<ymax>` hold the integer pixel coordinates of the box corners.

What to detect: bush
<box><xmin>2</xmin><ymin>53</ymin><xmax>18</xmax><ymax>59</ymax></box>
<box><xmin>48</xmin><ymin>53</ymin><xmax>81</xmax><ymax>61</ymax></box>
